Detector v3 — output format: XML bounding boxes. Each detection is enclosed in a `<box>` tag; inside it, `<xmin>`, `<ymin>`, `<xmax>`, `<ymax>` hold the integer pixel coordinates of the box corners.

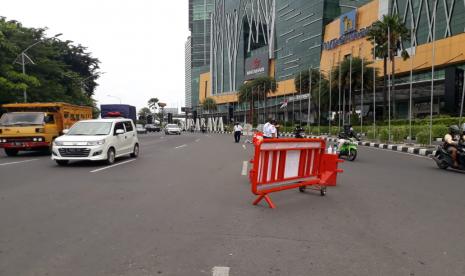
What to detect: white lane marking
<box><xmin>195</xmin><ymin>139</ymin><xmax>200</xmax><ymax>142</ymax></box>
<box><xmin>241</xmin><ymin>161</ymin><xmax>248</xmax><ymax>176</ymax></box>
<box><xmin>0</xmin><ymin>159</ymin><xmax>38</xmax><ymax>166</ymax></box>
<box><xmin>160</xmin><ymin>136</ymin><xmax>164</xmax><ymax>139</ymax></box>
<box><xmin>212</xmin><ymin>266</ymin><xmax>230</xmax><ymax>276</ymax></box>
<box><xmin>175</xmin><ymin>144</ymin><xmax>187</xmax><ymax>149</ymax></box>
<box><xmin>90</xmin><ymin>159</ymin><xmax>136</xmax><ymax>173</ymax></box>
<box><xmin>361</xmin><ymin>145</ymin><xmax>431</xmax><ymax>160</ymax></box>
<box><xmin>242</xmin><ymin>144</ymin><xmax>246</xmax><ymax>150</ymax></box>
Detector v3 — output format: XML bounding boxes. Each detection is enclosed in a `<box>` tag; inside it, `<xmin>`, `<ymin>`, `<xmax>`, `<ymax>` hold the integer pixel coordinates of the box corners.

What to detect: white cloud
<box><xmin>1</xmin><ymin>0</ymin><xmax>189</xmax><ymax>112</ymax></box>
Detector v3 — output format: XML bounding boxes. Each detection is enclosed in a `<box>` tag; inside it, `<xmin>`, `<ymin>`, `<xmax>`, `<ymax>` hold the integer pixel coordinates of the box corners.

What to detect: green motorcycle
<box><xmin>337</xmin><ymin>137</ymin><xmax>358</xmax><ymax>161</ymax></box>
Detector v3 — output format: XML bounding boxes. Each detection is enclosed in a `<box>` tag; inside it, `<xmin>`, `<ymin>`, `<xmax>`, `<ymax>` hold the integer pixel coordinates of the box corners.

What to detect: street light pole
<box><xmin>409</xmin><ymin>26</ymin><xmax>415</xmax><ymax>143</ymax></box>
<box><xmin>360</xmin><ymin>43</ymin><xmax>364</xmax><ymax>134</ymax></box>
<box><xmin>388</xmin><ymin>26</ymin><xmax>391</xmax><ymax>143</ymax></box>
<box><xmin>21</xmin><ymin>54</ymin><xmax>27</xmax><ymax>102</ymax></box>
<box><xmin>460</xmin><ymin>73</ymin><xmax>465</xmax><ymax>127</ymax></box>
<box><xmin>307</xmin><ymin>67</ymin><xmax>312</xmax><ymax>132</ymax></box>
<box><xmin>81</xmin><ymin>72</ymin><xmax>106</xmax><ymax>95</ymax></box>
<box><xmin>14</xmin><ymin>33</ymin><xmax>62</xmax><ymax>103</ymax></box>
<box><xmin>429</xmin><ymin>2</ymin><xmax>438</xmax><ymax>145</ymax></box>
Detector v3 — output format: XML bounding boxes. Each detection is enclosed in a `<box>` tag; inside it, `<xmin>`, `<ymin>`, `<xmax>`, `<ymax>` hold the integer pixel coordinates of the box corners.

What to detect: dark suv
<box><xmin>145</xmin><ymin>124</ymin><xmax>161</xmax><ymax>132</ymax></box>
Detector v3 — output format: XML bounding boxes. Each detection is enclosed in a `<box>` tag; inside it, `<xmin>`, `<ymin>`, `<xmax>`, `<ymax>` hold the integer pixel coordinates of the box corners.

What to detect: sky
<box><xmin>2</xmin><ymin>0</ymin><xmax>190</xmax><ymax>112</ymax></box>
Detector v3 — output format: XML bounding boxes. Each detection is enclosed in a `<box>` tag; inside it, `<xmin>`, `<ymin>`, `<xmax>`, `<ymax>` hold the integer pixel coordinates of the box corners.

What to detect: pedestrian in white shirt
<box><xmin>263</xmin><ymin>119</ymin><xmax>277</xmax><ymax>138</ymax></box>
<box><xmin>233</xmin><ymin>123</ymin><xmax>243</xmax><ymax>143</ymax></box>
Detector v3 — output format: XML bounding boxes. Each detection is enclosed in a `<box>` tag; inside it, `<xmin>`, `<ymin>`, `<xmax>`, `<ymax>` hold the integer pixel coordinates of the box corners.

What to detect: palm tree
<box><xmin>148</xmin><ymin>98</ymin><xmax>159</xmax><ymax>113</ymax></box>
<box><xmin>238</xmin><ymin>76</ymin><xmax>277</xmax><ymax>124</ymax></box>
<box><xmin>331</xmin><ymin>57</ymin><xmax>378</xmax><ymax>124</ymax></box>
<box><xmin>295</xmin><ymin>69</ymin><xmax>331</xmax><ymax>126</ymax></box>
<box><xmin>138</xmin><ymin>107</ymin><xmax>151</xmax><ymax>120</ymax></box>
<box><xmin>367</xmin><ymin>14</ymin><xmax>410</xmax><ymax>120</ymax></box>
<box><xmin>202</xmin><ymin>97</ymin><xmax>217</xmax><ymax>113</ymax></box>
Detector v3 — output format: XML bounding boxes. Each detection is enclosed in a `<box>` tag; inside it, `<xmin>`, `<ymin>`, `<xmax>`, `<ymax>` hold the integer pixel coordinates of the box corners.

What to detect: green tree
<box><xmin>295</xmin><ymin>69</ymin><xmax>332</xmax><ymax>124</ymax></box>
<box><xmin>330</xmin><ymin>57</ymin><xmax>378</xmax><ymax>123</ymax></box>
<box><xmin>0</xmin><ymin>17</ymin><xmax>101</xmax><ymax>106</ymax></box>
<box><xmin>201</xmin><ymin>97</ymin><xmax>217</xmax><ymax>113</ymax></box>
<box><xmin>367</xmin><ymin>14</ymin><xmax>410</xmax><ymax>119</ymax></box>
<box><xmin>138</xmin><ymin>107</ymin><xmax>151</xmax><ymax>119</ymax></box>
<box><xmin>238</xmin><ymin>76</ymin><xmax>277</xmax><ymax>124</ymax></box>
<box><xmin>148</xmin><ymin>98</ymin><xmax>159</xmax><ymax>113</ymax></box>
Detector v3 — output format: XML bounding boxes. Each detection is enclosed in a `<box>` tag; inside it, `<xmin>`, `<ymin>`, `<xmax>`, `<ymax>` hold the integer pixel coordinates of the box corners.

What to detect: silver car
<box><xmin>164</xmin><ymin>124</ymin><xmax>181</xmax><ymax>135</ymax></box>
<box><xmin>136</xmin><ymin>124</ymin><xmax>147</xmax><ymax>134</ymax></box>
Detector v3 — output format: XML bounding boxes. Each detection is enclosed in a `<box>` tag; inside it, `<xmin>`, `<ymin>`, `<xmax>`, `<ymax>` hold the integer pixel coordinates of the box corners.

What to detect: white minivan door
<box><xmin>123</xmin><ymin>121</ymin><xmax>136</xmax><ymax>153</ymax></box>
<box><xmin>113</xmin><ymin>122</ymin><xmax>127</xmax><ymax>155</ymax></box>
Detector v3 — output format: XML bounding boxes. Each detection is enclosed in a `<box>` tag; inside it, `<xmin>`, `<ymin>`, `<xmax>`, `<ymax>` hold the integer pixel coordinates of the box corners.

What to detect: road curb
<box><xmin>205</xmin><ymin>131</ymin><xmax>437</xmax><ymax>157</ymax></box>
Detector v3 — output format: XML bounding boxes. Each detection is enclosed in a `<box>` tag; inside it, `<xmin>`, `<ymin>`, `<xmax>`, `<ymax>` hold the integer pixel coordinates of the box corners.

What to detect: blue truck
<box><xmin>100</xmin><ymin>104</ymin><xmax>137</xmax><ymax>122</ymax></box>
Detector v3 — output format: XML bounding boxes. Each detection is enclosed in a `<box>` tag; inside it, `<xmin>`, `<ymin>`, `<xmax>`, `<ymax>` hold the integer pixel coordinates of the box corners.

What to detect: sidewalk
<box><xmin>280</xmin><ymin>132</ymin><xmax>438</xmax><ymax>157</ymax></box>
<box><xmin>211</xmin><ymin>131</ymin><xmax>438</xmax><ymax>157</ymax></box>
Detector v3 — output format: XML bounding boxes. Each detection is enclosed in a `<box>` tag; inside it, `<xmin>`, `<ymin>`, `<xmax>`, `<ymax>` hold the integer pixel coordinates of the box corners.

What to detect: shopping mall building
<box><xmin>186</xmin><ymin>0</ymin><xmax>465</xmax><ymax>122</ymax></box>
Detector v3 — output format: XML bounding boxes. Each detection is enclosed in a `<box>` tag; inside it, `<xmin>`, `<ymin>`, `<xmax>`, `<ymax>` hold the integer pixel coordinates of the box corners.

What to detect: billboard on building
<box><xmin>244</xmin><ymin>52</ymin><xmax>269</xmax><ymax>80</ymax></box>
<box><xmin>340</xmin><ymin>10</ymin><xmax>357</xmax><ymax>35</ymax></box>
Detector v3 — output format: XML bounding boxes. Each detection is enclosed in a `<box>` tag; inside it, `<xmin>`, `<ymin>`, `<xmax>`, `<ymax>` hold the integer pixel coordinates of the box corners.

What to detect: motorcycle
<box><xmin>337</xmin><ymin>137</ymin><xmax>358</xmax><ymax>161</ymax></box>
<box><xmin>432</xmin><ymin>144</ymin><xmax>465</xmax><ymax>171</ymax></box>
<box><xmin>294</xmin><ymin>126</ymin><xmax>305</xmax><ymax>138</ymax></box>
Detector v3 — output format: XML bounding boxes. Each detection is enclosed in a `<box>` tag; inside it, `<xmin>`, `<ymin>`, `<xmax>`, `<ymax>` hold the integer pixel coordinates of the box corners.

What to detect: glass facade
<box><xmin>188</xmin><ymin>0</ymin><xmax>214</xmax><ymax>109</ymax></box>
<box><xmin>275</xmin><ymin>0</ymin><xmax>341</xmax><ymax>81</ymax></box>
<box><xmin>189</xmin><ymin>0</ymin><xmax>214</xmax><ymax>67</ymax></box>
<box><xmin>186</xmin><ymin>0</ymin><xmax>371</xmax><ymax>111</ymax></box>
<box><xmin>191</xmin><ymin>65</ymin><xmax>210</xmax><ymax>110</ymax></box>
<box><xmin>339</xmin><ymin>0</ymin><xmax>372</xmax><ymax>13</ymax></box>
<box><xmin>392</xmin><ymin>0</ymin><xmax>465</xmax><ymax>47</ymax></box>
<box><xmin>185</xmin><ymin>37</ymin><xmax>192</xmax><ymax>108</ymax></box>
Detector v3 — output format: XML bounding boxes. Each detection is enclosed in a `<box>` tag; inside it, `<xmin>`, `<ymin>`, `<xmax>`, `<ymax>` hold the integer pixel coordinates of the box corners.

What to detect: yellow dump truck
<box><xmin>0</xmin><ymin>102</ymin><xmax>93</xmax><ymax>156</ymax></box>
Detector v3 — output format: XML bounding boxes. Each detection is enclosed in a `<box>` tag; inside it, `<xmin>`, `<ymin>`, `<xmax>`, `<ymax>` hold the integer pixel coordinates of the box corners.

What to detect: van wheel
<box><xmin>5</xmin><ymin>149</ymin><xmax>18</xmax><ymax>156</ymax></box>
<box><xmin>56</xmin><ymin>160</ymin><xmax>69</xmax><ymax>166</ymax></box>
<box><xmin>106</xmin><ymin>148</ymin><xmax>116</xmax><ymax>165</ymax></box>
<box><xmin>130</xmin><ymin>144</ymin><xmax>139</xmax><ymax>158</ymax></box>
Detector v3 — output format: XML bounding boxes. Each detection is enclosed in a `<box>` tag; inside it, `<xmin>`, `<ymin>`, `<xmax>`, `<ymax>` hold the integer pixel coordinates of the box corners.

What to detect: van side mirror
<box><xmin>115</xmin><ymin>129</ymin><xmax>125</xmax><ymax>135</ymax></box>
<box><xmin>62</xmin><ymin>129</ymin><xmax>69</xmax><ymax>134</ymax></box>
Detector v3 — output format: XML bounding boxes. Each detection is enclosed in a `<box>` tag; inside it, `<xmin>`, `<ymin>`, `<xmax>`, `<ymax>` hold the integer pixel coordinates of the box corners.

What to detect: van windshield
<box><xmin>67</xmin><ymin>122</ymin><xmax>113</xmax><ymax>136</ymax></box>
<box><xmin>0</xmin><ymin>112</ymin><xmax>44</xmax><ymax>126</ymax></box>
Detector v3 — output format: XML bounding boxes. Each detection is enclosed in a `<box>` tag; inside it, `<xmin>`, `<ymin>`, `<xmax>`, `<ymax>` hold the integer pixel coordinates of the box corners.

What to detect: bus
<box><xmin>0</xmin><ymin>102</ymin><xmax>93</xmax><ymax>156</ymax></box>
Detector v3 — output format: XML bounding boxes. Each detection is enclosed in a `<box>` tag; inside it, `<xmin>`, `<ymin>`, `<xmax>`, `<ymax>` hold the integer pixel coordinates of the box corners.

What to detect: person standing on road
<box><xmin>233</xmin><ymin>122</ymin><xmax>243</xmax><ymax>143</ymax></box>
<box><xmin>263</xmin><ymin>119</ymin><xmax>277</xmax><ymax>138</ymax></box>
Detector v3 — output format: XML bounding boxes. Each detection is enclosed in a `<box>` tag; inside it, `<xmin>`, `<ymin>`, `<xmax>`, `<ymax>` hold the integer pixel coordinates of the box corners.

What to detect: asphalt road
<box><xmin>0</xmin><ymin>132</ymin><xmax>464</xmax><ymax>276</ymax></box>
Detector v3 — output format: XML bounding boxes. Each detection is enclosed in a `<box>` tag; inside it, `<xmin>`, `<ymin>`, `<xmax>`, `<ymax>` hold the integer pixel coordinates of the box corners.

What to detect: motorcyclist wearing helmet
<box><xmin>337</xmin><ymin>125</ymin><xmax>358</xmax><ymax>151</ymax></box>
<box><xmin>444</xmin><ymin>125</ymin><xmax>461</xmax><ymax>168</ymax></box>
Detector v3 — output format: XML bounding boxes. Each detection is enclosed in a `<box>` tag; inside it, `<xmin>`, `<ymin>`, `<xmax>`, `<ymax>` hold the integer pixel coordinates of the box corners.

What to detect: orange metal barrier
<box><xmin>249</xmin><ymin>138</ymin><xmax>343</xmax><ymax>209</ymax></box>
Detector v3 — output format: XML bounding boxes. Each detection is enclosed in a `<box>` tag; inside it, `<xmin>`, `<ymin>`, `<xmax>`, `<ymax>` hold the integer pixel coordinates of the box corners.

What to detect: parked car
<box><xmin>51</xmin><ymin>118</ymin><xmax>139</xmax><ymax>166</ymax></box>
<box><xmin>165</xmin><ymin>124</ymin><xmax>181</xmax><ymax>135</ymax></box>
<box><xmin>145</xmin><ymin>124</ymin><xmax>161</xmax><ymax>132</ymax></box>
<box><xmin>136</xmin><ymin>124</ymin><xmax>147</xmax><ymax>134</ymax></box>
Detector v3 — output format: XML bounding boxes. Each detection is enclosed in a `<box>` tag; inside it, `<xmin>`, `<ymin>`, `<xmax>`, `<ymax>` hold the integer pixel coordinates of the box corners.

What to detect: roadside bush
<box><xmin>392</xmin><ymin>127</ymin><xmax>407</xmax><ymax>143</ymax></box>
<box><xmin>378</xmin><ymin>128</ymin><xmax>389</xmax><ymax>143</ymax></box>
<box><xmin>432</xmin><ymin>125</ymin><xmax>448</xmax><ymax>139</ymax></box>
<box><xmin>416</xmin><ymin>131</ymin><xmax>430</xmax><ymax>146</ymax></box>
<box><xmin>366</xmin><ymin>129</ymin><xmax>376</xmax><ymax>140</ymax></box>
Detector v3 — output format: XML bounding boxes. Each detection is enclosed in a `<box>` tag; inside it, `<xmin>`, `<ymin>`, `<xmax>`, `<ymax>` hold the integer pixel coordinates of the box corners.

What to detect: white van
<box><xmin>51</xmin><ymin>118</ymin><xmax>139</xmax><ymax>166</ymax></box>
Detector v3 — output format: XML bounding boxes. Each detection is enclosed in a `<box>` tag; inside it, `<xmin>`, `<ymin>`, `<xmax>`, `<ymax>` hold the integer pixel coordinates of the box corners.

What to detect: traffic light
<box><xmin>168</xmin><ymin>113</ymin><xmax>173</xmax><ymax>123</ymax></box>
